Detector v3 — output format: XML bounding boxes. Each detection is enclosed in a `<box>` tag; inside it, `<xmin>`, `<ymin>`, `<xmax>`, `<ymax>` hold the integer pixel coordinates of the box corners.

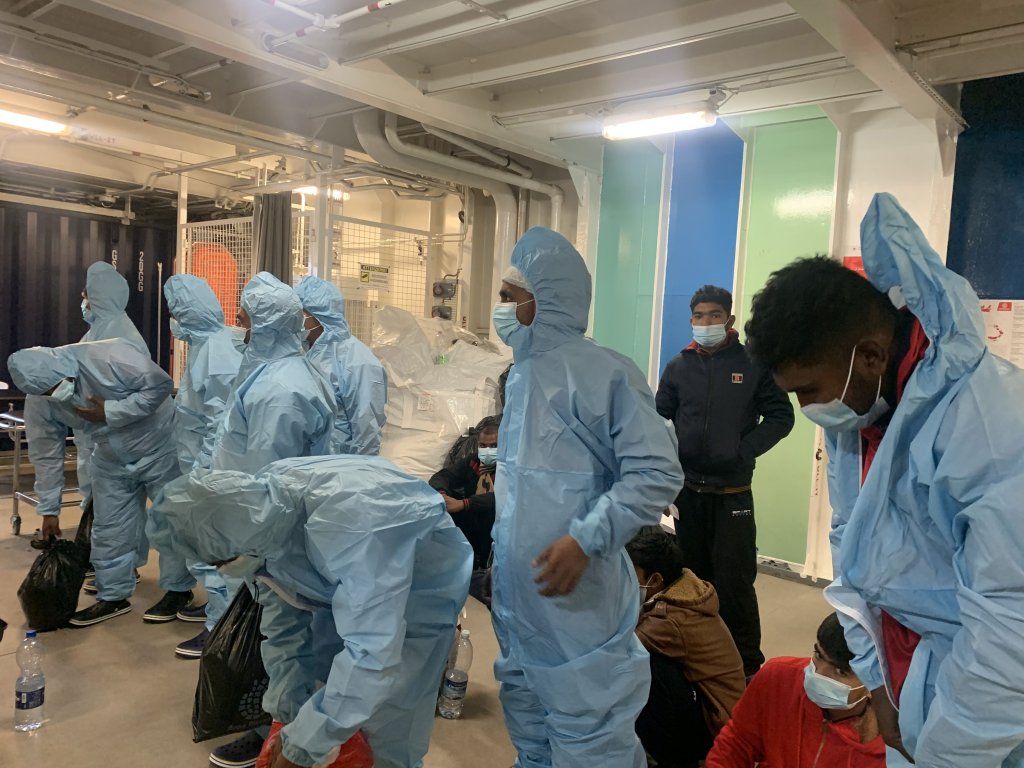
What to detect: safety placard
<box><xmin>359</xmin><ymin>263</ymin><xmax>390</xmax><ymax>289</ymax></box>
<box><xmin>979</xmin><ymin>299</ymin><xmax>1024</xmax><ymax>368</ymax></box>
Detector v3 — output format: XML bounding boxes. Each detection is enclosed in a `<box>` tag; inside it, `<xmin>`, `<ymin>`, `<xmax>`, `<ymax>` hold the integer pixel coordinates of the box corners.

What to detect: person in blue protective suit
<box><xmin>163</xmin><ymin>274</ymin><xmax>244</xmax><ymax>659</ymax></box>
<box><xmin>205</xmin><ymin>272</ymin><xmax>337</xmax><ymax>768</ymax></box>
<box><xmin>8</xmin><ymin>340</ymin><xmax>198</xmax><ymax>627</ymax></box>
<box><xmin>27</xmin><ymin>261</ymin><xmax>150</xmax><ymax>544</ymax></box>
<box><xmin>295</xmin><ymin>275</ymin><xmax>387</xmax><ymax>456</ymax></box>
<box><xmin>490</xmin><ymin>227</ymin><xmax>685</xmax><ymax>768</ymax></box>
<box><xmin>743</xmin><ymin>193</ymin><xmax>1024</xmax><ymax>768</ymax></box>
<box><xmin>151</xmin><ymin>455</ymin><xmax>472</xmax><ymax>768</ymax></box>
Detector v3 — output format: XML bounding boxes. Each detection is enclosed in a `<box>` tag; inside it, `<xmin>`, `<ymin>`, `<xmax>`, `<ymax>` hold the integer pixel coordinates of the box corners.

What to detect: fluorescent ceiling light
<box><xmin>0</xmin><ymin>108</ymin><xmax>69</xmax><ymax>135</ymax></box>
<box><xmin>603</xmin><ymin>109</ymin><xmax>716</xmax><ymax>141</ymax></box>
<box><xmin>295</xmin><ymin>186</ymin><xmax>350</xmax><ymax>201</ymax></box>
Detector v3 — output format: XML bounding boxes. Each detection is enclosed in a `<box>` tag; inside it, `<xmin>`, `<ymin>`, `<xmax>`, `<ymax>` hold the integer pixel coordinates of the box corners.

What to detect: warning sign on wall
<box><xmin>359</xmin><ymin>263</ymin><xmax>390</xmax><ymax>289</ymax></box>
<box><xmin>980</xmin><ymin>299</ymin><xmax>1024</xmax><ymax>368</ymax></box>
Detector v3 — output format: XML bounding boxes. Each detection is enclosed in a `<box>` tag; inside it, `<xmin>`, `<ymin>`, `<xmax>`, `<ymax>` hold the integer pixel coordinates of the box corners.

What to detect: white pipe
<box><xmin>383</xmin><ymin>113</ymin><xmax>563</xmax><ymax>233</ymax></box>
<box><xmin>353</xmin><ymin>109</ymin><xmax>516</xmax><ymax>324</ymax></box>
<box><xmin>422</xmin><ymin>124</ymin><xmax>534</xmax><ymax>178</ymax></box>
<box><xmin>264</xmin><ymin>0</ymin><xmax>410</xmax><ymax>50</ymax></box>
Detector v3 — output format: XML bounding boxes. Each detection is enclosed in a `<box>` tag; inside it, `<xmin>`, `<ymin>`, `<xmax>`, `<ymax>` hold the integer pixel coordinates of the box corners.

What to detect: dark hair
<box><xmin>817</xmin><ymin>613</ymin><xmax>855</xmax><ymax>673</ymax></box>
<box><xmin>691</xmin><ymin>285</ymin><xmax>733</xmax><ymax>315</ymax></box>
<box><xmin>745</xmin><ymin>256</ymin><xmax>899</xmax><ymax>371</ymax></box>
<box><xmin>626</xmin><ymin>527</ymin><xmax>684</xmax><ymax>585</ymax></box>
<box><xmin>444</xmin><ymin>414</ymin><xmax>501</xmax><ymax>467</ymax></box>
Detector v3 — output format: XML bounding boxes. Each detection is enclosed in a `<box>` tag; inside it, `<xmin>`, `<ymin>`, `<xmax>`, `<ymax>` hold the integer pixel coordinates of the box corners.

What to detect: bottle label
<box><xmin>441</xmin><ymin>677</ymin><xmax>467</xmax><ymax>700</ymax></box>
<box><xmin>16</xmin><ymin>688</ymin><xmax>44</xmax><ymax>710</ymax></box>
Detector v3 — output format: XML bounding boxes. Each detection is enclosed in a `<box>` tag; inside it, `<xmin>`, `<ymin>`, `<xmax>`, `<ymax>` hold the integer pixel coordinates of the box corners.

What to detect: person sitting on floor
<box><xmin>627</xmin><ymin>527</ymin><xmax>746</xmax><ymax>768</ymax></box>
<box><xmin>429</xmin><ymin>415</ymin><xmax>499</xmax><ymax>608</ymax></box>
<box><xmin>705</xmin><ymin>612</ymin><xmax>885</xmax><ymax>767</ymax></box>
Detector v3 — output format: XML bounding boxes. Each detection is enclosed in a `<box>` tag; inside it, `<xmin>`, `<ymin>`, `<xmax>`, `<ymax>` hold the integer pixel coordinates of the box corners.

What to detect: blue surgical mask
<box><xmin>169</xmin><ymin>317</ymin><xmax>183</xmax><ymax>340</ymax></box>
<box><xmin>801</xmin><ymin>347</ymin><xmax>889</xmax><ymax>432</ymax></box>
<box><xmin>477</xmin><ymin>446</ymin><xmax>498</xmax><ymax>466</ymax></box>
<box><xmin>51</xmin><ymin>378</ymin><xmax>76</xmax><ymax>404</ymax></box>
<box><xmin>692</xmin><ymin>323</ymin><xmax>728</xmax><ymax>348</ymax></box>
<box><xmin>229</xmin><ymin>326</ymin><xmax>248</xmax><ymax>353</ymax></box>
<box><xmin>803</xmin><ymin>660</ymin><xmax>867</xmax><ymax>709</ymax></box>
<box><xmin>216</xmin><ymin>555</ymin><xmax>262</xmax><ymax>579</ymax></box>
<box><xmin>492</xmin><ymin>302</ymin><xmax>521</xmax><ymax>344</ymax></box>
<box><xmin>81</xmin><ymin>299</ymin><xmax>94</xmax><ymax>325</ymax></box>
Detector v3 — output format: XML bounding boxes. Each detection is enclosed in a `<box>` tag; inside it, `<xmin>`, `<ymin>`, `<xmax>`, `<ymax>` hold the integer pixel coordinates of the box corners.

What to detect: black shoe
<box><xmin>69</xmin><ymin>599</ymin><xmax>132</xmax><ymax>627</ymax></box>
<box><xmin>177</xmin><ymin>602</ymin><xmax>208</xmax><ymax>623</ymax></box>
<box><xmin>83</xmin><ymin>569</ymin><xmax>141</xmax><ymax>595</ymax></box>
<box><xmin>175</xmin><ymin>628</ymin><xmax>210</xmax><ymax>659</ymax></box>
<box><xmin>143</xmin><ymin>590</ymin><xmax>195</xmax><ymax>623</ymax></box>
<box><xmin>209</xmin><ymin>730</ymin><xmax>265</xmax><ymax>768</ymax></box>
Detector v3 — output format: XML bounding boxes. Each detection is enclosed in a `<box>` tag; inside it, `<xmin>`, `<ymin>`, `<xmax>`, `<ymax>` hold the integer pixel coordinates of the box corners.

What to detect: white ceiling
<box><xmin>0</xmin><ymin>0</ymin><xmax>1021</xmax><ymax>212</ymax></box>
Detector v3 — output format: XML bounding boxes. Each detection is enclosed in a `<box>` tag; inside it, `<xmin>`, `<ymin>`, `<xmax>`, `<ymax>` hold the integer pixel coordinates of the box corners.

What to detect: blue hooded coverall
<box><xmin>295</xmin><ymin>275</ymin><xmax>387</xmax><ymax>455</ymax></box>
<box><xmin>824</xmin><ymin>194</ymin><xmax>1024</xmax><ymax>767</ymax></box>
<box><xmin>164</xmin><ymin>274</ymin><xmax>243</xmax><ymax>631</ymax></box>
<box><xmin>151</xmin><ymin>456</ymin><xmax>472</xmax><ymax>768</ymax></box>
<box><xmin>491</xmin><ymin>228</ymin><xmax>685</xmax><ymax>768</ymax></box>
<box><xmin>210</xmin><ymin>272</ymin><xmax>336</xmax><ymax>474</ymax></box>
<box><xmin>9</xmin><ymin>340</ymin><xmax>194</xmax><ymax>601</ymax></box>
<box><xmin>24</xmin><ymin>261</ymin><xmax>149</xmax><ymax>520</ymax></box>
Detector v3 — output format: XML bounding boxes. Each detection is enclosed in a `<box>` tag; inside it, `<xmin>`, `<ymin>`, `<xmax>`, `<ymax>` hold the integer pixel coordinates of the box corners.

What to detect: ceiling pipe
<box><xmin>262</xmin><ymin>0</ymin><xmax>411</xmax><ymax>51</ymax></box>
<box><xmin>353</xmin><ymin>108</ymin><xmax>517</xmax><ymax>319</ymax></box>
<box><xmin>422</xmin><ymin>124</ymin><xmax>534</xmax><ymax>178</ymax></box>
<box><xmin>383</xmin><ymin>112</ymin><xmax>562</xmax><ymax>233</ymax></box>
<box><xmin>0</xmin><ymin>70</ymin><xmax>334</xmax><ymax>164</ymax></box>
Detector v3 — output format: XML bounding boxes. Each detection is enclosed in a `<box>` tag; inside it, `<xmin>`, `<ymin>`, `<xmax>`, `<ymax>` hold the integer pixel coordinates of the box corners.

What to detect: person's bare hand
<box><xmin>440</xmin><ymin>493</ymin><xmax>465</xmax><ymax>514</ymax></box>
<box><xmin>533</xmin><ymin>535</ymin><xmax>589</xmax><ymax>597</ymax></box>
<box><xmin>871</xmin><ymin>686</ymin><xmax>914</xmax><ymax>762</ymax></box>
<box><xmin>76</xmin><ymin>396</ymin><xmax>106</xmax><ymax>423</ymax></box>
<box><xmin>41</xmin><ymin>516</ymin><xmax>61</xmax><ymax>540</ymax></box>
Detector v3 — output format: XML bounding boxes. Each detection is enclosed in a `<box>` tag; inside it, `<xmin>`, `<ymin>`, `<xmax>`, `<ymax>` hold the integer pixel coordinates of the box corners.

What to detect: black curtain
<box><xmin>253</xmin><ymin>192</ymin><xmax>292</xmax><ymax>282</ymax></box>
<box><xmin>0</xmin><ymin>203</ymin><xmax>174</xmax><ymax>390</ymax></box>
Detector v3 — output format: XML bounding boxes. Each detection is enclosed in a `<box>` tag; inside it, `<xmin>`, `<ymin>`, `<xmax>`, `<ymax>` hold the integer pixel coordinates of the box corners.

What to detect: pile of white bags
<box><xmin>372</xmin><ymin>306</ymin><xmax>510</xmax><ymax>480</ymax></box>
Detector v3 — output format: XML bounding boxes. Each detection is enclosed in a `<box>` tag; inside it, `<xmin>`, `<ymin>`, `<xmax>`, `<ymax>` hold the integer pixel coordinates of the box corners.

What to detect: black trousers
<box><xmin>674</xmin><ymin>486</ymin><xmax>764</xmax><ymax>676</ymax></box>
<box><xmin>635</xmin><ymin>652</ymin><xmax>711</xmax><ymax>768</ymax></box>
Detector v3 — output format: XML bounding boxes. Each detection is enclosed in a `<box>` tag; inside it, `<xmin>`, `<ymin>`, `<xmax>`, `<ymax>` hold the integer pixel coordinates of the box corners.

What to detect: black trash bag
<box><xmin>74</xmin><ymin>499</ymin><xmax>94</xmax><ymax>565</ymax></box>
<box><xmin>192</xmin><ymin>586</ymin><xmax>271</xmax><ymax>742</ymax></box>
<box><xmin>17</xmin><ymin>538</ymin><xmax>88</xmax><ymax>631</ymax></box>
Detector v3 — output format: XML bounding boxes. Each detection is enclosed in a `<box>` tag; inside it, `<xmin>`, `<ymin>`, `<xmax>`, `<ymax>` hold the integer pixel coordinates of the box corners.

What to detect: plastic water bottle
<box><xmin>15</xmin><ymin>630</ymin><xmax>45</xmax><ymax>732</ymax></box>
<box><xmin>438</xmin><ymin>630</ymin><xmax>473</xmax><ymax>719</ymax></box>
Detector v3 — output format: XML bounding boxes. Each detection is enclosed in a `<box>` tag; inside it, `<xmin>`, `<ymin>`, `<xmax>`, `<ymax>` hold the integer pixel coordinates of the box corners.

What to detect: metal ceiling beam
<box><xmin>63</xmin><ymin>0</ymin><xmax>593</xmax><ymax>168</ymax></box>
<box><xmin>786</xmin><ymin>0</ymin><xmax>963</xmax><ymax>134</ymax></box>
<box><xmin>422</xmin><ymin>2</ymin><xmax>798</xmax><ymax>94</ymax></box>
<box><xmin>336</xmin><ymin>0</ymin><xmax>603</xmax><ymax>65</ymax></box>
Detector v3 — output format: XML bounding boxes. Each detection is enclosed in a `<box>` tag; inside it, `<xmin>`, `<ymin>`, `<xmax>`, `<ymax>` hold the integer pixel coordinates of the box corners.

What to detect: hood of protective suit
<box><xmin>8</xmin><ymin>347</ymin><xmax>78</xmax><ymax>394</ymax></box>
<box><xmin>239</xmin><ymin>272</ymin><xmax>304</xmax><ymax>377</ymax></box>
<box><xmin>85</xmin><ymin>261</ymin><xmax>130</xmax><ymax>319</ymax></box>
<box><xmin>296</xmin><ymin>275</ymin><xmax>352</xmax><ymax>342</ymax></box>
<box><xmin>508</xmin><ymin>227</ymin><xmax>591</xmax><ymax>357</ymax></box>
<box><xmin>164</xmin><ymin>274</ymin><xmax>225</xmax><ymax>343</ymax></box>
<box><xmin>153</xmin><ymin>468</ymin><xmax>298</xmax><ymax>563</ymax></box>
<box><xmin>861</xmin><ymin>193</ymin><xmax>985</xmax><ymax>376</ymax></box>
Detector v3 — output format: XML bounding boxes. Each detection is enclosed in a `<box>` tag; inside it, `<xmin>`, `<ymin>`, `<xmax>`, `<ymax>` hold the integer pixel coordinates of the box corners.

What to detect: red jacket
<box><xmin>705</xmin><ymin>657</ymin><xmax>886</xmax><ymax>768</ymax></box>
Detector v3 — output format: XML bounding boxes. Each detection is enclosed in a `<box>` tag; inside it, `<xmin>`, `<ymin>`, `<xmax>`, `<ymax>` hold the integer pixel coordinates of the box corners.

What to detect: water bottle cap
<box><xmin>25</xmin><ymin>630</ymin><xmax>37</xmax><ymax>639</ymax></box>
<box><xmin>461</xmin><ymin>630</ymin><xmax>471</xmax><ymax>639</ymax></box>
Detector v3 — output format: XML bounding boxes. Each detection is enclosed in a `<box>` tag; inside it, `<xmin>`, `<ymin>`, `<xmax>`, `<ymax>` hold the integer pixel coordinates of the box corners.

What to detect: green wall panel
<box><xmin>592</xmin><ymin>140</ymin><xmax>664</xmax><ymax>372</ymax></box>
<box><xmin>735</xmin><ymin>118</ymin><xmax>837</xmax><ymax>565</ymax></box>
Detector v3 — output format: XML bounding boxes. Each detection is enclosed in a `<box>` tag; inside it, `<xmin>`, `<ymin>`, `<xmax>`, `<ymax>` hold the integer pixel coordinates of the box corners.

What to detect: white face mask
<box><xmin>51</xmin><ymin>378</ymin><xmax>76</xmax><ymax>404</ymax></box>
<box><xmin>801</xmin><ymin>346</ymin><xmax>890</xmax><ymax>432</ymax></box>
<box><xmin>692</xmin><ymin>323</ymin><xmax>728</xmax><ymax>348</ymax></box>
<box><xmin>229</xmin><ymin>325</ymin><xmax>248</xmax><ymax>353</ymax></box>
<box><xmin>477</xmin><ymin>446</ymin><xmax>498</xmax><ymax>466</ymax></box>
<box><xmin>803</xmin><ymin>660</ymin><xmax>867</xmax><ymax>710</ymax></box>
<box><xmin>216</xmin><ymin>554</ymin><xmax>262</xmax><ymax>579</ymax></box>
<box><xmin>81</xmin><ymin>299</ymin><xmax>94</xmax><ymax>324</ymax></box>
<box><xmin>169</xmin><ymin>317</ymin><xmax>183</xmax><ymax>340</ymax></box>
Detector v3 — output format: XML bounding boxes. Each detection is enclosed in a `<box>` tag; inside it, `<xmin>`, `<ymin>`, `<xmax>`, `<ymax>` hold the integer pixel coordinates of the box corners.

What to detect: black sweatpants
<box><xmin>635</xmin><ymin>652</ymin><xmax>712</xmax><ymax>768</ymax></box>
<box><xmin>674</xmin><ymin>485</ymin><xmax>763</xmax><ymax>676</ymax></box>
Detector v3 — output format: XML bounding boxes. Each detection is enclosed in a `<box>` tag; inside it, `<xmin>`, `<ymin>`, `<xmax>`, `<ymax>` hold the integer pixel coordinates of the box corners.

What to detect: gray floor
<box><xmin>0</xmin><ymin>501</ymin><xmax>828</xmax><ymax>768</ymax></box>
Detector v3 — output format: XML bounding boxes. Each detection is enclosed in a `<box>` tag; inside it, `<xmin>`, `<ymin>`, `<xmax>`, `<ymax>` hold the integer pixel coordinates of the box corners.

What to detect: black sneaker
<box><xmin>143</xmin><ymin>590</ymin><xmax>195</xmax><ymax>623</ymax></box>
<box><xmin>175</xmin><ymin>628</ymin><xmax>210</xmax><ymax>659</ymax></box>
<box><xmin>177</xmin><ymin>602</ymin><xmax>208</xmax><ymax>623</ymax></box>
<box><xmin>69</xmin><ymin>599</ymin><xmax>132</xmax><ymax>627</ymax></box>
<box><xmin>209</xmin><ymin>729</ymin><xmax>265</xmax><ymax>768</ymax></box>
<box><xmin>83</xmin><ymin>569</ymin><xmax>141</xmax><ymax>595</ymax></box>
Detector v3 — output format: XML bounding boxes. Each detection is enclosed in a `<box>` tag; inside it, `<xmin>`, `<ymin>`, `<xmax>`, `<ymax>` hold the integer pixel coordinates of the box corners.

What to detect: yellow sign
<box><xmin>358</xmin><ymin>263</ymin><xmax>390</xmax><ymax>289</ymax></box>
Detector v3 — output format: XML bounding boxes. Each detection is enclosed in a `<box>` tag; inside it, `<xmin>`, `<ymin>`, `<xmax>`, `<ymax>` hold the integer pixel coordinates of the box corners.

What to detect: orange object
<box><xmin>191</xmin><ymin>242</ymin><xmax>242</xmax><ymax>325</ymax></box>
<box><xmin>255</xmin><ymin>721</ymin><xmax>373</xmax><ymax>768</ymax></box>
